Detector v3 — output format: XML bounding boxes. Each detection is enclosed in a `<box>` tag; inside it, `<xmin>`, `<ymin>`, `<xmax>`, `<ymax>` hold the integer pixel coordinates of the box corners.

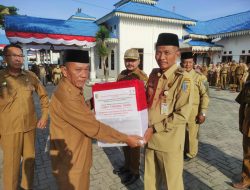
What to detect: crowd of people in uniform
<box><xmin>0</xmin><ymin>62</ymin><xmax>62</xmax><ymax>86</ymax></box>
<box><xmin>197</xmin><ymin>61</ymin><xmax>249</xmax><ymax>92</ymax></box>
<box><xmin>0</xmin><ymin>32</ymin><xmax>249</xmax><ymax>190</ymax></box>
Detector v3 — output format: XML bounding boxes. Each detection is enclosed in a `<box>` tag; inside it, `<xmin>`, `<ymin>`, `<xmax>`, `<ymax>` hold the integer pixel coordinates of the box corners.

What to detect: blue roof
<box><xmin>186</xmin><ymin>10</ymin><xmax>250</xmax><ymax>36</ymax></box>
<box><xmin>0</xmin><ymin>34</ymin><xmax>9</xmax><ymax>44</ymax></box>
<box><xmin>4</xmin><ymin>15</ymin><xmax>99</xmax><ymax>37</ymax></box>
<box><xmin>187</xmin><ymin>40</ymin><xmax>223</xmax><ymax>47</ymax></box>
<box><xmin>69</xmin><ymin>12</ymin><xmax>96</xmax><ymax>20</ymax></box>
<box><xmin>112</xmin><ymin>2</ymin><xmax>195</xmax><ymax>22</ymax></box>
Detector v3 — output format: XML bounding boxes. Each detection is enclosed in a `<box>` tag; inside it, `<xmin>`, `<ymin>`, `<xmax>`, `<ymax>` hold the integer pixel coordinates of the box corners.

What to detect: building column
<box><xmin>36</xmin><ymin>50</ymin><xmax>41</xmax><ymax>65</ymax></box>
<box><xmin>22</xmin><ymin>44</ymin><xmax>28</xmax><ymax>70</ymax></box>
<box><xmin>90</xmin><ymin>47</ymin><xmax>96</xmax><ymax>80</ymax></box>
<box><xmin>45</xmin><ymin>49</ymin><xmax>48</xmax><ymax>64</ymax></box>
<box><xmin>50</xmin><ymin>50</ymin><xmax>53</xmax><ymax>64</ymax></box>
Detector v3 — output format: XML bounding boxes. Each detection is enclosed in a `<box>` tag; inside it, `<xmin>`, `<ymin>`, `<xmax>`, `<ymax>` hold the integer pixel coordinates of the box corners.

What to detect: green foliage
<box><xmin>96</xmin><ymin>25</ymin><xmax>109</xmax><ymax>41</ymax></box>
<box><xmin>0</xmin><ymin>5</ymin><xmax>18</xmax><ymax>28</ymax></box>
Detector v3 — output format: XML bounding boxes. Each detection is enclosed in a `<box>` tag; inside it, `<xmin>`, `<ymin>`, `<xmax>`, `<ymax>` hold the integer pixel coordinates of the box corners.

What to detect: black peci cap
<box><xmin>181</xmin><ymin>52</ymin><xmax>193</xmax><ymax>60</ymax></box>
<box><xmin>156</xmin><ymin>33</ymin><xmax>179</xmax><ymax>47</ymax></box>
<box><xmin>63</xmin><ymin>50</ymin><xmax>89</xmax><ymax>64</ymax></box>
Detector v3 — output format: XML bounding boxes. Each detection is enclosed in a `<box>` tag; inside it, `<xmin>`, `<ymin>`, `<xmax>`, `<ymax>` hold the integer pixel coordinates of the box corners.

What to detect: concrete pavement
<box><xmin>0</xmin><ymin>86</ymin><xmax>244</xmax><ymax>190</ymax></box>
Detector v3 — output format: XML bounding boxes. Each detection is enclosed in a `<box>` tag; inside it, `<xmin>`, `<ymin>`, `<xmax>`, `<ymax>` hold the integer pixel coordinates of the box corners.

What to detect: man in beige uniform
<box><xmin>0</xmin><ymin>44</ymin><xmax>49</xmax><ymax>190</ymax></box>
<box><xmin>220</xmin><ymin>63</ymin><xmax>228</xmax><ymax>90</ymax></box>
<box><xmin>143</xmin><ymin>33</ymin><xmax>194</xmax><ymax>190</ymax></box>
<box><xmin>181</xmin><ymin>52</ymin><xmax>209</xmax><ymax>160</ymax></box>
<box><xmin>114</xmin><ymin>48</ymin><xmax>148</xmax><ymax>185</ymax></box>
<box><xmin>235</xmin><ymin>62</ymin><xmax>246</xmax><ymax>92</ymax></box>
<box><xmin>49</xmin><ymin>50</ymin><xmax>142</xmax><ymax>190</ymax></box>
<box><xmin>233</xmin><ymin>72</ymin><xmax>250</xmax><ymax>189</ymax></box>
<box><xmin>52</xmin><ymin>65</ymin><xmax>62</xmax><ymax>85</ymax></box>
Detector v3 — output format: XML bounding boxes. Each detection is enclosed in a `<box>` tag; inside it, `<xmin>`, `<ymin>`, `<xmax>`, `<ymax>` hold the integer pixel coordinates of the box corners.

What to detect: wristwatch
<box><xmin>201</xmin><ymin>113</ymin><xmax>206</xmax><ymax>117</ymax></box>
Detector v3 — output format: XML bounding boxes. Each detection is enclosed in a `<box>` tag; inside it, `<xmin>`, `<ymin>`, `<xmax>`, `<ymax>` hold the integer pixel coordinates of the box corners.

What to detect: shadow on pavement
<box><xmin>197</xmin><ymin>142</ymin><xmax>242</xmax><ymax>185</ymax></box>
<box><xmin>184</xmin><ymin>170</ymin><xmax>213</xmax><ymax>190</ymax></box>
<box><xmin>103</xmin><ymin>147</ymin><xmax>144</xmax><ymax>189</ymax></box>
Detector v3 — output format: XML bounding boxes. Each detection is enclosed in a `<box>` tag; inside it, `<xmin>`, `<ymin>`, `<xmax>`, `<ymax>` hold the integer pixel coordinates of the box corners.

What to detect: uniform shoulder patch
<box><xmin>181</xmin><ymin>77</ymin><xmax>191</xmax><ymax>93</ymax></box>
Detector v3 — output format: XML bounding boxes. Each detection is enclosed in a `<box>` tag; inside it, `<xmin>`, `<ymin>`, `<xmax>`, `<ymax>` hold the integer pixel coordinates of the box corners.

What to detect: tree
<box><xmin>0</xmin><ymin>5</ymin><xmax>18</xmax><ymax>28</ymax></box>
<box><xmin>95</xmin><ymin>25</ymin><xmax>110</xmax><ymax>81</ymax></box>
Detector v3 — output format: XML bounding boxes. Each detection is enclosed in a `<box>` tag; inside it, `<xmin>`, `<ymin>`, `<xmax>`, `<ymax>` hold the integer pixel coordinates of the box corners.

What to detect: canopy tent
<box><xmin>4</xmin><ymin>14</ymin><xmax>99</xmax><ymax>49</ymax></box>
<box><xmin>4</xmin><ymin>13</ymin><xmax>99</xmax><ymax>75</ymax></box>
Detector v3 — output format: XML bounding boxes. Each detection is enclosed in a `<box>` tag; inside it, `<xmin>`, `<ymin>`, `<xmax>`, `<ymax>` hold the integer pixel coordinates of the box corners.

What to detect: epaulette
<box><xmin>175</xmin><ymin>67</ymin><xmax>185</xmax><ymax>75</ymax></box>
<box><xmin>139</xmin><ymin>70</ymin><xmax>147</xmax><ymax>76</ymax></box>
<box><xmin>26</xmin><ymin>70</ymin><xmax>39</xmax><ymax>79</ymax></box>
<box><xmin>195</xmin><ymin>70</ymin><xmax>203</xmax><ymax>75</ymax></box>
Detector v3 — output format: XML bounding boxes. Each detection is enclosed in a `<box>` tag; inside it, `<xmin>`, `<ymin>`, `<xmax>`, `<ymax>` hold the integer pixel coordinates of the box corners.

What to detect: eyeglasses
<box><xmin>6</xmin><ymin>54</ymin><xmax>25</xmax><ymax>58</ymax></box>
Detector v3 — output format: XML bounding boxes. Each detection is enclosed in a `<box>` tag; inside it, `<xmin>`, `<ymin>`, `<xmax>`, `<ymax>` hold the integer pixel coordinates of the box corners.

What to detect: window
<box><xmin>111</xmin><ymin>50</ymin><xmax>115</xmax><ymax>70</ymax></box>
<box><xmin>242</xmin><ymin>50</ymin><xmax>245</xmax><ymax>54</ymax></box>
<box><xmin>137</xmin><ymin>49</ymin><xmax>144</xmax><ymax>70</ymax></box>
<box><xmin>224</xmin><ymin>51</ymin><xmax>227</xmax><ymax>54</ymax></box>
<box><xmin>99</xmin><ymin>56</ymin><xmax>102</xmax><ymax>69</ymax></box>
<box><xmin>222</xmin><ymin>56</ymin><xmax>232</xmax><ymax>62</ymax></box>
<box><xmin>105</xmin><ymin>57</ymin><xmax>108</xmax><ymax>68</ymax></box>
<box><xmin>229</xmin><ymin>51</ymin><xmax>232</xmax><ymax>54</ymax></box>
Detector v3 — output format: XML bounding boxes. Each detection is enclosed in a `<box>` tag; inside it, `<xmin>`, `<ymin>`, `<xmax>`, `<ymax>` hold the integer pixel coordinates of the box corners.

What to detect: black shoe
<box><xmin>113</xmin><ymin>167</ymin><xmax>129</xmax><ymax>175</ymax></box>
<box><xmin>121</xmin><ymin>173</ymin><xmax>140</xmax><ymax>185</ymax></box>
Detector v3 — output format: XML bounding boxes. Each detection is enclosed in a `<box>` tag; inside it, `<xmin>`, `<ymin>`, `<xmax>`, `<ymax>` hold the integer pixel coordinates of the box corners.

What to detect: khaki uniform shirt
<box><xmin>220</xmin><ymin>66</ymin><xmax>228</xmax><ymax>74</ymax></box>
<box><xmin>0</xmin><ymin>69</ymin><xmax>49</xmax><ymax>135</ymax></box>
<box><xmin>236</xmin><ymin>78</ymin><xmax>250</xmax><ymax>136</ymax></box>
<box><xmin>146</xmin><ymin>64</ymin><xmax>194</xmax><ymax>152</ymax></box>
<box><xmin>49</xmin><ymin>78</ymin><xmax>128</xmax><ymax>188</ymax></box>
<box><xmin>189</xmin><ymin>70</ymin><xmax>209</xmax><ymax>114</ymax></box>
<box><xmin>117</xmin><ymin>68</ymin><xmax>148</xmax><ymax>82</ymax></box>
<box><xmin>236</xmin><ymin>65</ymin><xmax>245</xmax><ymax>75</ymax></box>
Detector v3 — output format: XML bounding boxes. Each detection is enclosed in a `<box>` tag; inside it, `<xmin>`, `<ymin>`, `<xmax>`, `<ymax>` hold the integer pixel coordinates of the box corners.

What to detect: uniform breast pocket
<box><xmin>23</xmin><ymin>85</ymin><xmax>35</xmax><ymax>98</ymax></box>
<box><xmin>0</xmin><ymin>90</ymin><xmax>16</xmax><ymax>113</ymax></box>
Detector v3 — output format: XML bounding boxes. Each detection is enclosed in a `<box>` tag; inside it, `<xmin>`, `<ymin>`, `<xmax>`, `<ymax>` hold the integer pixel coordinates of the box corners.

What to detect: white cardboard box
<box><xmin>92</xmin><ymin>80</ymin><xmax>148</xmax><ymax>147</ymax></box>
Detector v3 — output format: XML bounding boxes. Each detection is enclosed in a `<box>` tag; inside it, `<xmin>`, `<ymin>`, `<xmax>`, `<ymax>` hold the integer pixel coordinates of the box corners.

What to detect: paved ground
<box><xmin>0</xmin><ymin>85</ymin><xmax>244</xmax><ymax>190</ymax></box>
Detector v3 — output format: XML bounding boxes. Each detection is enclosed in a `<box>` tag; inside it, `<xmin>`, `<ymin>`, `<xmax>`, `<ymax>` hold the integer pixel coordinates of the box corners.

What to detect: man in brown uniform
<box><xmin>0</xmin><ymin>44</ymin><xmax>49</xmax><ymax>190</ymax></box>
<box><xmin>114</xmin><ymin>48</ymin><xmax>148</xmax><ymax>185</ymax></box>
<box><xmin>235</xmin><ymin>62</ymin><xmax>245</xmax><ymax>92</ymax></box>
<box><xmin>233</xmin><ymin>72</ymin><xmax>250</xmax><ymax>189</ymax></box>
<box><xmin>49</xmin><ymin>49</ymin><xmax>142</xmax><ymax>190</ymax></box>
<box><xmin>52</xmin><ymin>64</ymin><xmax>62</xmax><ymax>85</ymax></box>
<box><xmin>220</xmin><ymin>63</ymin><xmax>228</xmax><ymax>90</ymax></box>
<box><xmin>181</xmin><ymin>52</ymin><xmax>209</xmax><ymax>160</ymax></box>
<box><xmin>143</xmin><ymin>33</ymin><xmax>194</xmax><ymax>190</ymax></box>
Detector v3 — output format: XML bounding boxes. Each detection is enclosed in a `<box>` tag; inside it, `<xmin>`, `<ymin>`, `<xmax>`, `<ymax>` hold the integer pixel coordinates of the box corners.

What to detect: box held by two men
<box><xmin>92</xmin><ymin>80</ymin><xmax>148</xmax><ymax>147</ymax></box>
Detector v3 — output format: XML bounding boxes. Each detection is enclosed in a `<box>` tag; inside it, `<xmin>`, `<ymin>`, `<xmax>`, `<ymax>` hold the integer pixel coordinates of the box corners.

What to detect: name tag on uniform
<box><xmin>160</xmin><ymin>90</ymin><xmax>168</xmax><ymax>115</ymax></box>
<box><xmin>161</xmin><ymin>102</ymin><xmax>168</xmax><ymax>115</ymax></box>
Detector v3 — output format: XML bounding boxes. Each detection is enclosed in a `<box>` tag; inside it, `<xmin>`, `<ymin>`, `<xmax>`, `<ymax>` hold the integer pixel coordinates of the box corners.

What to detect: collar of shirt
<box><xmin>158</xmin><ymin>64</ymin><xmax>178</xmax><ymax>79</ymax></box>
<box><xmin>3</xmin><ymin>68</ymin><xmax>27</xmax><ymax>78</ymax></box>
<box><xmin>189</xmin><ymin>69</ymin><xmax>196</xmax><ymax>77</ymax></box>
<box><xmin>62</xmin><ymin>77</ymin><xmax>83</xmax><ymax>97</ymax></box>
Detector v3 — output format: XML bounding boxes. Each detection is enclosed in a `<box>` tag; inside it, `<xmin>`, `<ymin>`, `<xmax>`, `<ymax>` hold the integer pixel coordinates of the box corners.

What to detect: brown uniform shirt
<box><xmin>0</xmin><ymin>69</ymin><xmax>49</xmax><ymax>135</ymax></box>
<box><xmin>146</xmin><ymin>64</ymin><xmax>194</xmax><ymax>152</ymax></box>
<box><xmin>117</xmin><ymin>68</ymin><xmax>148</xmax><ymax>82</ymax></box>
<box><xmin>236</xmin><ymin>79</ymin><xmax>250</xmax><ymax>136</ymax></box>
<box><xmin>189</xmin><ymin>70</ymin><xmax>209</xmax><ymax>114</ymax></box>
<box><xmin>49</xmin><ymin>77</ymin><xmax>128</xmax><ymax>188</ymax></box>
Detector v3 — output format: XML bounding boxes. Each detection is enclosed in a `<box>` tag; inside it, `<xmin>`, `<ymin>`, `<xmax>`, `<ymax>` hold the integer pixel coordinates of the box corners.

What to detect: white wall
<box><xmin>119</xmin><ymin>17</ymin><xmax>183</xmax><ymax>76</ymax></box>
<box><xmin>217</xmin><ymin>34</ymin><xmax>250</xmax><ymax>62</ymax></box>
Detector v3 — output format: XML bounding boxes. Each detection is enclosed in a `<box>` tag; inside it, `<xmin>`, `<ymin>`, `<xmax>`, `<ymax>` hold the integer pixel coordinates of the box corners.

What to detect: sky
<box><xmin>1</xmin><ymin>0</ymin><xmax>249</xmax><ymax>22</ymax></box>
